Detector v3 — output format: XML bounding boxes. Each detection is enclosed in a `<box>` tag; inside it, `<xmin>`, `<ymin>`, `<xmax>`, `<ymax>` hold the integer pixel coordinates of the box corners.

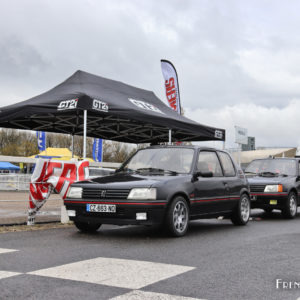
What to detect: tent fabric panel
<box><xmin>0</xmin><ymin>70</ymin><xmax>225</xmax><ymax>143</ymax></box>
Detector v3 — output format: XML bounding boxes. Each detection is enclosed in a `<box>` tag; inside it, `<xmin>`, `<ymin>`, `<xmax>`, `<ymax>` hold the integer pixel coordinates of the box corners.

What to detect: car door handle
<box><xmin>223</xmin><ymin>182</ymin><xmax>230</xmax><ymax>191</ymax></box>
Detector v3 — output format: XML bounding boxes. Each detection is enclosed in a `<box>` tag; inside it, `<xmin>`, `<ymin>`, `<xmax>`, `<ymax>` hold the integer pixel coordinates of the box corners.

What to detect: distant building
<box><xmin>231</xmin><ymin>147</ymin><xmax>297</xmax><ymax>169</ymax></box>
<box><xmin>242</xmin><ymin>137</ymin><xmax>255</xmax><ymax>151</ymax></box>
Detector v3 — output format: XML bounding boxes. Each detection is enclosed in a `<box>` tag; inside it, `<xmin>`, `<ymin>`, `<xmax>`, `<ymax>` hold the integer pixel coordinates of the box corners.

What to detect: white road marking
<box><xmin>0</xmin><ymin>248</ymin><xmax>21</xmax><ymax>280</ymax></box>
<box><xmin>0</xmin><ymin>271</ymin><xmax>21</xmax><ymax>280</ymax></box>
<box><xmin>28</xmin><ymin>257</ymin><xmax>195</xmax><ymax>289</ymax></box>
<box><xmin>0</xmin><ymin>248</ymin><xmax>18</xmax><ymax>254</ymax></box>
<box><xmin>109</xmin><ymin>290</ymin><xmax>205</xmax><ymax>300</ymax></box>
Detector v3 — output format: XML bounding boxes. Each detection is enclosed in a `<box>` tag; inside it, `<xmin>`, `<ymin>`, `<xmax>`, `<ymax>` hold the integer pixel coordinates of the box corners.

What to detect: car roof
<box><xmin>251</xmin><ymin>157</ymin><xmax>300</xmax><ymax>162</ymax></box>
<box><xmin>146</xmin><ymin>145</ymin><xmax>225</xmax><ymax>151</ymax></box>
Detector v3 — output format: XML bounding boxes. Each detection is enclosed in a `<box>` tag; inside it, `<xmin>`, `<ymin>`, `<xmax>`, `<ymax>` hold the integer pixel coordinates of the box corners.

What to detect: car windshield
<box><xmin>245</xmin><ymin>159</ymin><xmax>296</xmax><ymax>176</ymax></box>
<box><xmin>119</xmin><ymin>148</ymin><xmax>195</xmax><ymax>174</ymax></box>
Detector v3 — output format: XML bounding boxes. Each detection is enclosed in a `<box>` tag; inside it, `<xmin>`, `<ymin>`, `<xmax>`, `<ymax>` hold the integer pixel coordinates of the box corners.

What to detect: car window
<box><xmin>218</xmin><ymin>152</ymin><xmax>236</xmax><ymax>177</ymax></box>
<box><xmin>197</xmin><ymin>151</ymin><xmax>223</xmax><ymax>177</ymax></box>
<box><xmin>245</xmin><ymin>159</ymin><xmax>297</xmax><ymax>176</ymax></box>
<box><xmin>121</xmin><ymin>148</ymin><xmax>195</xmax><ymax>173</ymax></box>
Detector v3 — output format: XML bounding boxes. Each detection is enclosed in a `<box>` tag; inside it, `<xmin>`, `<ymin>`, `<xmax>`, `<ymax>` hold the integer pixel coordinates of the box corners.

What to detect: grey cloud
<box><xmin>0</xmin><ymin>36</ymin><xmax>49</xmax><ymax>79</ymax></box>
<box><xmin>0</xmin><ymin>0</ymin><xmax>300</xmax><ymax>111</ymax></box>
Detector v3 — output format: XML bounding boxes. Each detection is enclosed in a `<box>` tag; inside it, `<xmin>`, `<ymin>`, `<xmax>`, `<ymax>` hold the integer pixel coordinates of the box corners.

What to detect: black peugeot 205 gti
<box><xmin>65</xmin><ymin>146</ymin><xmax>250</xmax><ymax>236</ymax></box>
<box><xmin>245</xmin><ymin>157</ymin><xmax>300</xmax><ymax>218</ymax></box>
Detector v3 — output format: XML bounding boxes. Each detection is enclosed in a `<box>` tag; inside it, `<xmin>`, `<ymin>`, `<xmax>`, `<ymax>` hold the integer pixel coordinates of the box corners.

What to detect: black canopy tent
<box><xmin>0</xmin><ymin>70</ymin><xmax>225</xmax><ymax>157</ymax></box>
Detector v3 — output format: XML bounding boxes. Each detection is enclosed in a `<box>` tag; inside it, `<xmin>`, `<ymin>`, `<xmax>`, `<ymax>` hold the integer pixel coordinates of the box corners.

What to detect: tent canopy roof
<box><xmin>0</xmin><ymin>162</ymin><xmax>20</xmax><ymax>170</ymax></box>
<box><xmin>0</xmin><ymin>70</ymin><xmax>225</xmax><ymax>143</ymax></box>
<box><xmin>29</xmin><ymin>147</ymin><xmax>95</xmax><ymax>161</ymax></box>
<box><xmin>30</xmin><ymin>147</ymin><xmax>73</xmax><ymax>158</ymax></box>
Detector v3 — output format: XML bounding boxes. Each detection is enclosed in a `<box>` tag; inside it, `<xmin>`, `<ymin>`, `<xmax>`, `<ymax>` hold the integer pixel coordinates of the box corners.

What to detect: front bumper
<box><xmin>250</xmin><ymin>192</ymin><xmax>288</xmax><ymax>209</ymax></box>
<box><xmin>64</xmin><ymin>199</ymin><xmax>167</xmax><ymax>226</ymax></box>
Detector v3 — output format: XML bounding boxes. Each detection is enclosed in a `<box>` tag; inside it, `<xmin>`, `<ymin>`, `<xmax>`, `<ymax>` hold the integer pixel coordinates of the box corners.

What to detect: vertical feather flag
<box><xmin>93</xmin><ymin>138</ymin><xmax>103</xmax><ymax>162</ymax></box>
<box><xmin>161</xmin><ymin>59</ymin><xmax>181</xmax><ymax>115</ymax></box>
<box><xmin>36</xmin><ymin>131</ymin><xmax>46</xmax><ymax>152</ymax></box>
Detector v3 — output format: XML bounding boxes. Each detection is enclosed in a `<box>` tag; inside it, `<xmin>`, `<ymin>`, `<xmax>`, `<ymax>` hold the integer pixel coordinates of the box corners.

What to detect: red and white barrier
<box><xmin>28</xmin><ymin>159</ymin><xmax>89</xmax><ymax>225</ymax></box>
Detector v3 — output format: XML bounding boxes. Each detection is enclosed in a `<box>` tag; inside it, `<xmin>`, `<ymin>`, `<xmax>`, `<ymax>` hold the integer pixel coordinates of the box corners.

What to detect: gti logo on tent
<box><xmin>92</xmin><ymin>99</ymin><xmax>108</xmax><ymax>112</ymax></box>
<box><xmin>129</xmin><ymin>98</ymin><xmax>165</xmax><ymax>114</ymax></box>
<box><xmin>57</xmin><ymin>99</ymin><xmax>78</xmax><ymax>110</ymax></box>
<box><xmin>214</xmin><ymin>130</ymin><xmax>223</xmax><ymax>139</ymax></box>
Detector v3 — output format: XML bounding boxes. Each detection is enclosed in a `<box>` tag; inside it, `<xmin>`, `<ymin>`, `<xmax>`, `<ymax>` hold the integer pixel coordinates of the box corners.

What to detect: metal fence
<box><xmin>0</xmin><ymin>166</ymin><xmax>117</xmax><ymax>191</ymax></box>
<box><xmin>0</xmin><ymin>174</ymin><xmax>31</xmax><ymax>191</ymax></box>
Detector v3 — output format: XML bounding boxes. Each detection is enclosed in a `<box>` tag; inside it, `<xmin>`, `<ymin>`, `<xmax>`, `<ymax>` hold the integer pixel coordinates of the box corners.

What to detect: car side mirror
<box><xmin>193</xmin><ymin>171</ymin><xmax>213</xmax><ymax>179</ymax></box>
<box><xmin>201</xmin><ymin>171</ymin><xmax>213</xmax><ymax>178</ymax></box>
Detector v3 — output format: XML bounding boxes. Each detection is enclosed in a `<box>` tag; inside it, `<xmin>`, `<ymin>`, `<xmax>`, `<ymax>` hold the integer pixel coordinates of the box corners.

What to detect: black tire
<box><xmin>74</xmin><ymin>219</ymin><xmax>101</xmax><ymax>232</ymax></box>
<box><xmin>263</xmin><ymin>208</ymin><xmax>273</xmax><ymax>213</ymax></box>
<box><xmin>281</xmin><ymin>192</ymin><xmax>297</xmax><ymax>219</ymax></box>
<box><xmin>165</xmin><ymin>196</ymin><xmax>189</xmax><ymax>237</ymax></box>
<box><xmin>231</xmin><ymin>193</ymin><xmax>250</xmax><ymax>226</ymax></box>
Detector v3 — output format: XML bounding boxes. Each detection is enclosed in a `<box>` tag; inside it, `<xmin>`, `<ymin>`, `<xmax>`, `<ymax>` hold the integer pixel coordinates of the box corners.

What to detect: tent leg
<box><xmin>238</xmin><ymin>143</ymin><xmax>241</xmax><ymax>166</ymax></box>
<box><xmin>83</xmin><ymin>110</ymin><xmax>87</xmax><ymax>159</ymax></box>
<box><xmin>168</xmin><ymin>129</ymin><xmax>172</xmax><ymax>145</ymax></box>
<box><xmin>71</xmin><ymin>134</ymin><xmax>74</xmax><ymax>158</ymax></box>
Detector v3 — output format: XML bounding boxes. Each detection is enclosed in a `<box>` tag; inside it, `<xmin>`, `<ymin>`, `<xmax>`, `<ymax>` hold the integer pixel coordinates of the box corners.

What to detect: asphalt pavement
<box><xmin>0</xmin><ymin>209</ymin><xmax>300</xmax><ymax>300</ymax></box>
<box><xmin>0</xmin><ymin>191</ymin><xmax>62</xmax><ymax>225</ymax></box>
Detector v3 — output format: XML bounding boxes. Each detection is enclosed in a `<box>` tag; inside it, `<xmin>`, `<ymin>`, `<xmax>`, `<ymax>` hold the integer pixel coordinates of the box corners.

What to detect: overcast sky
<box><xmin>0</xmin><ymin>0</ymin><xmax>300</xmax><ymax>148</ymax></box>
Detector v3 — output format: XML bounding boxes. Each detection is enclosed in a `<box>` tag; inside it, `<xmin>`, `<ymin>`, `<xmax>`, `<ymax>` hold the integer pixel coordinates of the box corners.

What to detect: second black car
<box><xmin>245</xmin><ymin>157</ymin><xmax>300</xmax><ymax>218</ymax></box>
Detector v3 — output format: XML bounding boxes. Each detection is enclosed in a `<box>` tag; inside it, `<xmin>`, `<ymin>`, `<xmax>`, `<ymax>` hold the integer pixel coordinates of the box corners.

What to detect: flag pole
<box><xmin>83</xmin><ymin>110</ymin><xmax>87</xmax><ymax>159</ymax></box>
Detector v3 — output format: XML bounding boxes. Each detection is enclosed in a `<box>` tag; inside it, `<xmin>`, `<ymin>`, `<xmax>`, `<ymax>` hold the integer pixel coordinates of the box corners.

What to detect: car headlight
<box><xmin>67</xmin><ymin>187</ymin><xmax>83</xmax><ymax>198</ymax></box>
<box><xmin>127</xmin><ymin>188</ymin><xmax>156</xmax><ymax>200</ymax></box>
<box><xmin>264</xmin><ymin>185</ymin><xmax>283</xmax><ymax>193</ymax></box>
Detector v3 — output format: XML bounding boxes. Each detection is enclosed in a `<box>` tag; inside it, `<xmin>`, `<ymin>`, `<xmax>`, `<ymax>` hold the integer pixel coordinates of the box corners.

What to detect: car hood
<box><xmin>247</xmin><ymin>175</ymin><xmax>291</xmax><ymax>185</ymax></box>
<box><xmin>74</xmin><ymin>172</ymin><xmax>190</xmax><ymax>189</ymax></box>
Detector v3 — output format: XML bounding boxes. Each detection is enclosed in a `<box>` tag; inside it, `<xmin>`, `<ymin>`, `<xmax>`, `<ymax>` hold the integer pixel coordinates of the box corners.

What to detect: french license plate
<box><xmin>87</xmin><ymin>204</ymin><xmax>116</xmax><ymax>213</ymax></box>
<box><xmin>270</xmin><ymin>200</ymin><xmax>277</xmax><ymax>205</ymax></box>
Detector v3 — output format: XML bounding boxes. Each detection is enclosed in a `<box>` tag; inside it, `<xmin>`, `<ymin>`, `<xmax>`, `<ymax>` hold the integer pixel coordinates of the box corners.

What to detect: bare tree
<box><xmin>0</xmin><ymin>129</ymin><xmax>38</xmax><ymax>156</ymax></box>
<box><xmin>0</xmin><ymin>129</ymin><xmax>137</xmax><ymax>162</ymax></box>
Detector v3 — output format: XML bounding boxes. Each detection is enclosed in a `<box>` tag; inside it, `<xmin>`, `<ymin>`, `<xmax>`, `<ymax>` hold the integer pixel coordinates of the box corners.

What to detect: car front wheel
<box><xmin>282</xmin><ymin>192</ymin><xmax>297</xmax><ymax>219</ymax></box>
<box><xmin>74</xmin><ymin>219</ymin><xmax>102</xmax><ymax>232</ymax></box>
<box><xmin>231</xmin><ymin>193</ymin><xmax>250</xmax><ymax>225</ymax></box>
<box><xmin>165</xmin><ymin>196</ymin><xmax>189</xmax><ymax>237</ymax></box>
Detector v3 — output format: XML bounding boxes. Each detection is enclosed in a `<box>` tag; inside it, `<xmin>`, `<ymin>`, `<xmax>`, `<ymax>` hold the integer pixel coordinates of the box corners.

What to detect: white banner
<box><xmin>28</xmin><ymin>159</ymin><xmax>89</xmax><ymax>225</ymax></box>
<box><xmin>161</xmin><ymin>60</ymin><xmax>181</xmax><ymax>114</ymax></box>
<box><xmin>235</xmin><ymin>126</ymin><xmax>248</xmax><ymax>145</ymax></box>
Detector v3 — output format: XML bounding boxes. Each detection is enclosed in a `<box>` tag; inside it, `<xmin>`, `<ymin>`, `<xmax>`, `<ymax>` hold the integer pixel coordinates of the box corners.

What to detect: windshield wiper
<box><xmin>278</xmin><ymin>173</ymin><xmax>289</xmax><ymax>177</ymax></box>
<box><xmin>136</xmin><ymin>168</ymin><xmax>178</xmax><ymax>175</ymax></box>
<box><xmin>258</xmin><ymin>171</ymin><xmax>278</xmax><ymax>177</ymax></box>
<box><xmin>162</xmin><ymin>169</ymin><xmax>178</xmax><ymax>175</ymax></box>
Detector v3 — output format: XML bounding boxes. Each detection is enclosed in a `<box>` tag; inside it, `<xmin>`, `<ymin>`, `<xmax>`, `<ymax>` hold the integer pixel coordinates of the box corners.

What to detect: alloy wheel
<box><xmin>289</xmin><ymin>195</ymin><xmax>297</xmax><ymax>217</ymax></box>
<box><xmin>173</xmin><ymin>200</ymin><xmax>188</xmax><ymax>233</ymax></box>
<box><xmin>241</xmin><ymin>195</ymin><xmax>250</xmax><ymax>223</ymax></box>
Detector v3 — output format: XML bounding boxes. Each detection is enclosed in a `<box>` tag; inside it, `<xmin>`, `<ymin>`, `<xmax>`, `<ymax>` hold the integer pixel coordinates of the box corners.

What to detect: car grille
<box><xmin>250</xmin><ymin>185</ymin><xmax>265</xmax><ymax>193</ymax></box>
<box><xmin>82</xmin><ymin>188</ymin><xmax>130</xmax><ymax>200</ymax></box>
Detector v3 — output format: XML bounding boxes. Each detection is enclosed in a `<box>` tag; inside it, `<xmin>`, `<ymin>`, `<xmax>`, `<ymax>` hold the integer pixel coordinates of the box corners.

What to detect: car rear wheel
<box><xmin>231</xmin><ymin>193</ymin><xmax>250</xmax><ymax>225</ymax></box>
<box><xmin>282</xmin><ymin>192</ymin><xmax>297</xmax><ymax>219</ymax></box>
<box><xmin>165</xmin><ymin>196</ymin><xmax>189</xmax><ymax>237</ymax></box>
<box><xmin>74</xmin><ymin>219</ymin><xmax>102</xmax><ymax>232</ymax></box>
